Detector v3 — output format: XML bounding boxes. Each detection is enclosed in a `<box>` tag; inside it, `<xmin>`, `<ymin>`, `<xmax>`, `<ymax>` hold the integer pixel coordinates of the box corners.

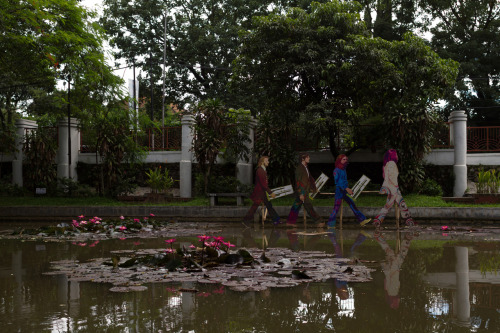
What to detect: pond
<box><xmin>0</xmin><ymin>221</ymin><xmax>499</xmax><ymax>332</ymax></box>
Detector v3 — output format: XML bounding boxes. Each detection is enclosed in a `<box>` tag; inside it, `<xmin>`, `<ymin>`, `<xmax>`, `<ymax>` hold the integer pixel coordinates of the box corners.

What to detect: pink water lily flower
<box><xmin>119</xmin><ymin>215</ymin><xmax>125</xmax><ymax>220</ymax></box>
<box><xmin>165</xmin><ymin>248</ymin><xmax>176</xmax><ymax>253</ymax></box>
<box><xmin>149</xmin><ymin>213</ymin><xmax>155</xmax><ymax>217</ymax></box>
<box><xmin>189</xmin><ymin>244</ymin><xmax>196</xmax><ymax>249</ymax></box>
<box><xmin>78</xmin><ymin>215</ymin><xmax>84</xmax><ymax>219</ymax></box>
<box><xmin>133</xmin><ymin>218</ymin><xmax>140</xmax><ymax>223</ymax></box>
<box><xmin>213</xmin><ymin>236</ymin><xmax>225</xmax><ymax>243</ymax></box>
<box><xmin>165</xmin><ymin>238</ymin><xmax>176</xmax><ymax>244</ymax></box>
<box><xmin>441</xmin><ymin>226</ymin><xmax>449</xmax><ymax>231</ymax></box>
<box><xmin>118</xmin><ymin>226</ymin><xmax>127</xmax><ymax>231</ymax></box>
<box><xmin>197</xmin><ymin>235</ymin><xmax>211</xmax><ymax>242</ymax></box>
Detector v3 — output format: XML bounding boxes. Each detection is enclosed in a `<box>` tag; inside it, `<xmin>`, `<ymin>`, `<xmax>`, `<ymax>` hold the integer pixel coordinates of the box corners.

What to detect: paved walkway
<box><xmin>1</xmin><ymin>205</ymin><xmax>499</xmax><ymax>223</ymax></box>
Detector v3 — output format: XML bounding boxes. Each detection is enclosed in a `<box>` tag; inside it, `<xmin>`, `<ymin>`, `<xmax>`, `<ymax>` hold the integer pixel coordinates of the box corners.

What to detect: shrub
<box><xmin>419</xmin><ymin>178</ymin><xmax>443</xmax><ymax>197</ymax></box>
<box><xmin>194</xmin><ymin>173</ymin><xmax>252</xmax><ymax>195</ymax></box>
<box><xmin>146</xmin><ymin>167</ymin><xmax>174</xmax><ymax>194</ymax></box>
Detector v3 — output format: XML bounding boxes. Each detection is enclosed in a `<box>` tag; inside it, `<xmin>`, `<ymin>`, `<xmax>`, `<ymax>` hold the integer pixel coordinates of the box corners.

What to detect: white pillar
<box><xmin>454</xmin><ymin>246</ymin><xmax>470</xmax><ymax>326</ymax></box>
<box><xmin>12</xmin><ymin>119</ymin><xmax>38</xmax><ymax>186</ymax></box>
<box><xmin>57</xmin><ymin>117</ymin><xmax>79</xmax><ymax>181</ymax></box>
<box><xmin>180</xmin><ymin>114</ymin><xmax>195</xmax><ymax>198</ymax></box>
<box><xmin>236</xmin><ymin>117</ymin><xmax>257</xmax><ymax>186</ymax></box>
<box><xmin>449</xmin><ymin>111</ymin><xmax>467</xmax><ymax>197</ymax></box>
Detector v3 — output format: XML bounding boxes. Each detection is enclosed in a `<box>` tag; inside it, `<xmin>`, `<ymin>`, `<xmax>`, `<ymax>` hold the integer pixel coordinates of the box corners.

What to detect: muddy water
<box><xmin>0</xmin><ymin>223</ymin><xmax>499</xmax><ymax>332</ymax></box>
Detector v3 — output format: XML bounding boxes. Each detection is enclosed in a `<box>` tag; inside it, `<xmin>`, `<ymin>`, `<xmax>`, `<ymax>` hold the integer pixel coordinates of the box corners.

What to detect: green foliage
<box><xmin>22</xmin><ymin>127</ymin><xmax>57</xmax><ymax>190</ymax></box>
<box><xmin>53</xmin><ymin>178</ymin><xmax>94</xmax><ymax>197</ymax></box>
<box><xmin>192</xmin><ymin>99</ymin><xmax>251</xmax><ymax>193</ymax></box>
<box><xmin>146</xmin><ymin>167</ymin><xmax>174</xmax><ymax>194</ymax></box>
<box><xmin>477</xmin><ymin>251</ymin><xmax>500</xmax><ymax>276</ymax></box>
<box><xmin>83</xmin><ymin>106</ymin><xmax>146</xmax><ymax>197</ymax></box>
<box><xmin>1</xmin><ymin>0</ymin><xmax>122</xmax><ymax>129</ymax></box>
<box><xmin>477</xmin><ymin>168</ymin><xmax>500</xmax><ymax>194</ymax></box>
<box><xmin>0</xmin><ymin>179</ymin><xmax>25</xmax><ymax>196</ymax></box>
<box><xmin>418</xmin><ymin>178</ymin><xmax>443</xmax><ymax>197</ymax></box>
<box><xmin>253</xmin><ymin>111</ymin><xmax>297</xmax><ymax>187</ymax></box>
<box><xmin>100</xmin><ymin>0</ymin><xmax>311</xmax><ymax>107</ymax></box>
<box><xmin>419</xmin><ymin>0</ymin><xmax>500</xmax><ymax>125</ymax></box>
<box><xmin>234</xmin><ymin>2</ymin><xmax>458</xmax><ymax>189</ymax></box>
<box><xmin>194</xmin><ymin>174</ymin><xmax>252</xmax><ymax>196</ymax></box>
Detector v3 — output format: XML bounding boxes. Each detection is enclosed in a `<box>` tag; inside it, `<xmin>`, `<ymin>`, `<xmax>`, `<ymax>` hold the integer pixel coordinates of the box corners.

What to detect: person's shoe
<box><xmin>405</xmin><ymin>218</ymin><xmax>415</xmax><ymax>227</ymax></box>
<box><xmin>273</xmin><ymin>219</ymin><xmax>284</xmax><ymax>226</ymax></box>
<box><xmin>360</xmin><ymin>218</ymin><xmax>371</xmax><ymax>227</ymax></box>
<box><xmin>242</xmin><ymin>221</ymin><xmax>251</xmax><ymax>228</ymax></box>
<box><xmin>360</xmin><ymin>230</ymin><xmax>372</xmax><ymax>238</ymax></box>
<box><xmin>326</xmin><ymin>221</ymin><xmax>336</xmax><ymax>229</ymax></box>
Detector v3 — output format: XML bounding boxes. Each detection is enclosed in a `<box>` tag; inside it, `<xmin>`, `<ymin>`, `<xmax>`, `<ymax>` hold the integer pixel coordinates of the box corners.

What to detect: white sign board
<box><xmin>310</xmin><ymin>173</ymin><xmax>329</xmax><ymax>199</ymax></box>
<box><xmin>351</xmin><ymin>175</ymin><xmax>371</xmax><ymax>200</ymax></box>
<box><xmin>268</xmin><ymin>184</ymin><xmax>294</xmax><ymax>200</ymax></box>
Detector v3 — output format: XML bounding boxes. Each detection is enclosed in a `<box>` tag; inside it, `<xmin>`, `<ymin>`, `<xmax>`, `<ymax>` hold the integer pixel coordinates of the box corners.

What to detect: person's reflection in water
<box><xmin>327</xmin><ymin>230</ymin><xmax>369</xmax><ymax>301</ymax></box>
<box><xmin>285</xmin><ymin>229</ymin><xmax>300</xmax><ymax>251</ymax></box>
<box><xmin>373</xmin><ymin>229</ymin><xmax>418</xmax><ymax>309</ymax></box>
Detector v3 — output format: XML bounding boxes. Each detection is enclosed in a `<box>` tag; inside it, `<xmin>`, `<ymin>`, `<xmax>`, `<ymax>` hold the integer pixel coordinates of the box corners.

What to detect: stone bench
<box><xmin>207</xmin><ymin>193</ymin><xmax>248</xmax><ymax>206</ymax></box>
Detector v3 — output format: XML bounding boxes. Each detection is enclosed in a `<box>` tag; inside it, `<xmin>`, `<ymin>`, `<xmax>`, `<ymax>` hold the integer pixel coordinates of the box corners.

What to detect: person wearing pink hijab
<box><xmin>373</xmin><ymin>149</ymin><xmax>415</xmax><ymax>227</ymax></box>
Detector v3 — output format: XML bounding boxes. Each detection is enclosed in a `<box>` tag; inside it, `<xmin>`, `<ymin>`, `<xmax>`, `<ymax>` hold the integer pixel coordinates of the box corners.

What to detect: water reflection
<box><xmin>373</xmin><ymin>229</ymin><xmax>418</xmax><ymax>309</ymax></box>
<box><xmin>0</xmin><ymin>225</ymin><xmax>499</xmax><ymax>332</ymax></box>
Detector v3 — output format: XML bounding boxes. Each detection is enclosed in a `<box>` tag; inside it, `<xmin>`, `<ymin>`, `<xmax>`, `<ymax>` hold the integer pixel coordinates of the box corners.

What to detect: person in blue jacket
<box><xmin>327</xmin><ymin>154</ymin><xmax>371</xmax><ymax>228</ymax></box>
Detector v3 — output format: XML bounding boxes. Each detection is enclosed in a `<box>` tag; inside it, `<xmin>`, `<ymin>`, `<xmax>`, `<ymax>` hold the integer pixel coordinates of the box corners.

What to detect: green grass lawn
<box><xmin>1</xmin><ymin>193</ymin><xmax>499</xmax><ymax>207</ymax></box>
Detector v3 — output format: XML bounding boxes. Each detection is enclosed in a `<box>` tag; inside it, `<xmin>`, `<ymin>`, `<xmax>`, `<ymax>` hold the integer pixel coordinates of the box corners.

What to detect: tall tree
<box><xmin>233</xmin><ymin>1</ymin><xmax>458</xmax><ymax>189</ymax></box>
<box><xmin>419</xmin><ymin>0</ymin><xmax>500</xmax><ymax>125</ymax></box>
<box><xmin>100</xmin><ymin>0</ymin><xmax>331</xmax><ymax>110</ymax></box>
<box><xmin>0</xmin><ymin>0</ymin><xmax>120</xmax><ymax>128</ymax></box>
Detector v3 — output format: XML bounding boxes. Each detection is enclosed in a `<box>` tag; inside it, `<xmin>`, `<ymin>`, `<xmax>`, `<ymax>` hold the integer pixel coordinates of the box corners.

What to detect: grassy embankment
<box><xmin>1</xmin><ymin>193</ymin><xmax>499</xmax><ymax>207</ymax></box>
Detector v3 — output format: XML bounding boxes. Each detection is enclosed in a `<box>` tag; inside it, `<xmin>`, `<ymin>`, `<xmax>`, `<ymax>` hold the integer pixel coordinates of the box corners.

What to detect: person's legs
<box><xmin>373</xmin><ymin>187</ymin><xmax>397</xmax><ymax>226</ymax></box>
<box><xmin>395</xmin><ymin>189</ymin><xmax>415</xmax><ymax>226</ymax></box>
<box><xmin>287</xmin><ymin>196</ymin><xmax>303</xmax><ymax>225</ymax></box>
<box><xmin>343</xmin><ymin>195</ymin><xmax>367</xmax><ymax>222</ymax></box>
<box><xmin>263</xmin><ymin>198</ymin><xmax>281</xmax><ymax>224</ymax></box>
<box><xmin>302</xmin><ymin>196</ymin><xmax>321</xmax><ymax>222</ymax></box>
<box><xmin>243</xmin><ymin>201</ymin><xmax>260</xmax><ymax>222</ymax></box>
<box><xmin>327</xmin><ymin>191</ymin><xmax>344</xmax><ymax>227</ymax></box>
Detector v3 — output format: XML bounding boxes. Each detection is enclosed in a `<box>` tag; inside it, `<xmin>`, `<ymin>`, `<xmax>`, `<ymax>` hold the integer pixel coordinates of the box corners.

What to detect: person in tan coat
<box><xmin>286</xmin><ymin>153</ymin><xmax>323</xmax><ymax>226</ymax></box>
<box><xmin>373</xmin><ymin>149</ymin><xmax>415</xmax><ymax>227</ymax></box>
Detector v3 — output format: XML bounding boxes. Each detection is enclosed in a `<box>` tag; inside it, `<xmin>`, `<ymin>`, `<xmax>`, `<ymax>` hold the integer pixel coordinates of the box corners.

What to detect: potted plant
<box><xmin>145</xmin><ymin>166</ymin><xmax>174</xmax><ymax>201</ymax></box>
<box><xmin>474</xmin><ymin>168</ymin><xmax>500</xmax><ymax>203</ymax></box>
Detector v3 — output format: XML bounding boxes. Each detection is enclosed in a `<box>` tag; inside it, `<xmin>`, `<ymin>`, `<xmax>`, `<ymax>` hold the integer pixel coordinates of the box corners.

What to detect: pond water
<box><xmin>0</xmin><ymin>222</ymin><xmax>499</xmax><ymax>332</ymax></box>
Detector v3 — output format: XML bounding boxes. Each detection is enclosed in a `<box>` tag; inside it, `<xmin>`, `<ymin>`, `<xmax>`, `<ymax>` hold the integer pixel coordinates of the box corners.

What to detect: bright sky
<box><xmin>80</xmin><ymin>0</ymin><xmax>137</xmax><ymax>85</ymax></box>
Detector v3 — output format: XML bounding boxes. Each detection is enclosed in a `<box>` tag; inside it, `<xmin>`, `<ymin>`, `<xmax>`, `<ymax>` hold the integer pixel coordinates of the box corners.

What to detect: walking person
<box><xmin>286</xmin><ymin>153</ymin><xmax>324</xmax><ymax>227</ymax></box>
<box><xmin>243</xmin><ymin>156</ymin><xmax>282</xmax><ymax>226</ymax></box>
<box><xmin>373</xmin><ymin>149</ymin><xmax>414</xmax><ymax>227</ymax></box>
<box><xmin>327</xmin><ymin>154</ymin><xmax>371</xmax><ymax>228</ymax></box>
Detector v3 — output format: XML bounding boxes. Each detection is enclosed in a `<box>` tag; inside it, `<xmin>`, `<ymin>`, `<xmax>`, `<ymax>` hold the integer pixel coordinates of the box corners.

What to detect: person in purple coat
<box><xmin>243</xmin><ymin>156</ymin><xmax>282</xmax><ymax>225</ymax></box>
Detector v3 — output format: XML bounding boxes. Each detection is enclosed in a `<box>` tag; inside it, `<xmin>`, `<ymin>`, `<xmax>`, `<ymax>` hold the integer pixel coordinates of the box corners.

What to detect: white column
<box><xmin>180</xmin><ymin>114</ymin><xmax>195</xmax><ymax>198</ymax></box>
<box><xmin>454</xmin><ymin>246</ymin><xmax>470</xmax><ymax>326</ymax></box>
<box><xmin>57</xmin><ymin>118</ymin><xmax>79</xmax><ymax>181</ymax></box>
<box><xmin>236</xmin><ymin>117</ymin><xmax>257</xmax><ymax>186</ymax></box>
<box><xmin>12</xmin><ymin>119</ymin><xmax>38</xmax><ymax>186</ymax></box>
<box><xmin>449</xmin><ymin>111</ymin><xmax>467</xmax><ymax>197</ymax></box>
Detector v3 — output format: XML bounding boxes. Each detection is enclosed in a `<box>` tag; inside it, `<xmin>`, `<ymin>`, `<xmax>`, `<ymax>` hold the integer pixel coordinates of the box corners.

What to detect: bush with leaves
<box><xmin>146</xmin><ymin>166</ymin><xmax>174</xmax><ymax>194</ymax></box>
<box><xmin>22</xmin><ymin>127</ymin><xmax>57</xmax><ymax>191</ymax></box>
<box><xmin>192</xmin><ymin>99</ymin><xmax>251</xmax><ymax>194</ymax></box>
<box><xmin>418</xmin><ymin>178</ymin><xmax>443</xmax><ymax>197</ymax></box>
